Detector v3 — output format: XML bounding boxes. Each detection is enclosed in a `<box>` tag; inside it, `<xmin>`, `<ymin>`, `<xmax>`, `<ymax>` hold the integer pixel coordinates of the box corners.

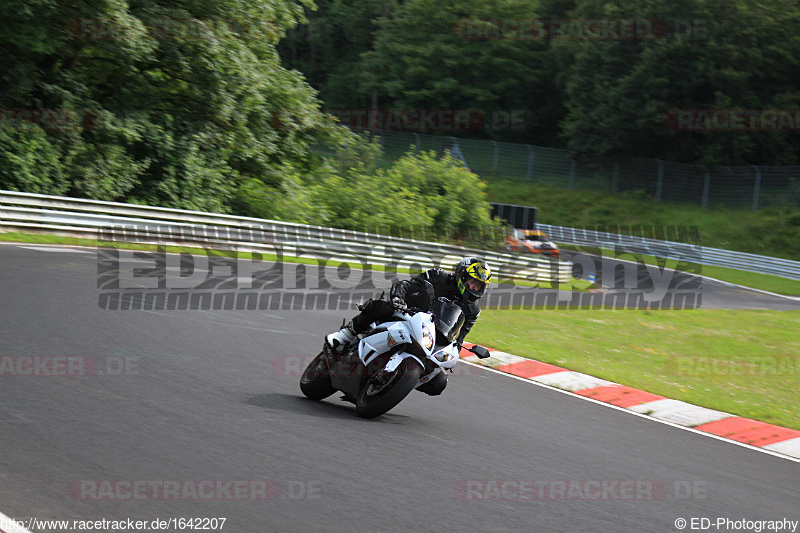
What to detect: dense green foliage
<box><xmin>556</xmin><ymin>0</ymin><xmax>800</xmax><ymax>164</ymax></box>
<box><xmin>3</xmin><ymin>0</ymin><xmax>797</xmax><ymax>240</ymax></box>
<box><xmin>280</xmin><ymin>0</ymin><xmax>800</xmax><ymax>165</ymax></box>
<box><xmin>0</xmin><ymin>0</ymin><xmax>331</xmax><ymax>211</ymax></box>
<box><xmin>233</xmin><ymin>135</ymin><xmax>499</xmax><ymax>237</ymax></box>
<box><xmin>0</xmin><ymin>0</ymin><xmax>497</xmax><ymax>236</ymax></box>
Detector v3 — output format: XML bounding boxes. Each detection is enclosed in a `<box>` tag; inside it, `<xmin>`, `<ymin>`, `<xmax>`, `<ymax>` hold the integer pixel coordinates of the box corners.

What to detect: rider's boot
<box><xmin>325</xmin><ymin>321</ymin><xmax>357</xmax><ymax>354</ymax></box>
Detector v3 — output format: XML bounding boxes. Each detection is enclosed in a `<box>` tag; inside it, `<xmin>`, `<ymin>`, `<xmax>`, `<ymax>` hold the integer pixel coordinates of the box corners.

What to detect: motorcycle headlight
<box><xmin>421</xmin><ymin>326</ymin><xmax>434</xmax><ymax>350</ymax></box>
<box><xmin>434</xmin><ymin>350</ymin><xmax>454</xmax><ymax>363</ymax></box>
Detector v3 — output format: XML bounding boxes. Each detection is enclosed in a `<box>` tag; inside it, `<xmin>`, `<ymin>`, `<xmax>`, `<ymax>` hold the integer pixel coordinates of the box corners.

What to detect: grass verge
<box><xmin>700</xmin><ymin>265</ymin><xmax>800</xmax><ymax>296</ymax></box>
<box><xmin>468</xmin><ymin>308</ymin><xmax>800</xmax><ymax>430</ymax></box>
<box><xmin>484</xmin><ymin>179</ymin><xmax>800</xmax><ymax>262</ymax></box>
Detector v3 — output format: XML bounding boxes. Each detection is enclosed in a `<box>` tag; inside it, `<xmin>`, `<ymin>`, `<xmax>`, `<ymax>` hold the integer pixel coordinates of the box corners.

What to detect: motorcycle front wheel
<box><xmin>355</xmin><ymin>358</ymin><xmax>422</xmax><ymax>419</ymax></box>
<box><xmin>300</xmin><ymin>352</ymin><xmax>336</xmax><ymax>401</ymax></box>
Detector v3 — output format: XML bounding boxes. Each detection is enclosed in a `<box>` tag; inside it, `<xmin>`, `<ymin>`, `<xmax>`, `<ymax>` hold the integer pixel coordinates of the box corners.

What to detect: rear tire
<box><xmin>356</xmin><ymin>358</ymin><xmax>422</xmax><ymax>419</ymax></box>
<box><xmin>300</xmin><ymin>352</ymin><xmax>336</xmax><ymax>401</ymax></box>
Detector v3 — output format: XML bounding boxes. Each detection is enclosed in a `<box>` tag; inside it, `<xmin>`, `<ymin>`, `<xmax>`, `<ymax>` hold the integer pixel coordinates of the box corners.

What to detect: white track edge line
<box><xmin>462</xmin><ymin>360</ymin><xmax>800</xmax><ymax>465</ymax></box>
<box><xmin>572</xmin><ymin>250</ymin><xmax>800</xmax><ymax>301</ymax></box>
<box><xmin>700</xmin><ymin>274</ymin><xmax>800</xmax><ymax>301</ymax></box>
<box><xmin>0</xmin><ymin>510</ymin><xmax>35</xmax><ymax>533</ymax></box>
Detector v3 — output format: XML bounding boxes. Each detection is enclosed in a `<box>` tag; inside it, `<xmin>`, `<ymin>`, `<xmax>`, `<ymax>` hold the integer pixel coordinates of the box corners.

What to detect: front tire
<box><xmin>356</xmin><ymin>358</ymin><xmax>422</xmax><ymax>419</ymax></box>
<box><xmin>300</xmin><ymin>352</ymin><xmax>336</xmax><ymax>401</ymax></box>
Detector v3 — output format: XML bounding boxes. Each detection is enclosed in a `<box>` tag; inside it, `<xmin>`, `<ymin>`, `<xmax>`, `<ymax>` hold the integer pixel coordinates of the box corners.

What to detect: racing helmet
<box><xmin>455</xmin><ymin>257</ymin><xmax>492</xmax><ymax>303</ymax></box>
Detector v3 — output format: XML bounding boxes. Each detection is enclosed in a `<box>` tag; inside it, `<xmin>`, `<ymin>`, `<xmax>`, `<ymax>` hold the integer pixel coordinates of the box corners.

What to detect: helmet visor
<box><xmin>466</xmin><ymin>277</ymin><xmax>486</xmax><ymax>294</ymax></box>
<box><xmin>457</xmin><ymin>276</ymin><xmax>487</xmax><ymax>302</ymax></box>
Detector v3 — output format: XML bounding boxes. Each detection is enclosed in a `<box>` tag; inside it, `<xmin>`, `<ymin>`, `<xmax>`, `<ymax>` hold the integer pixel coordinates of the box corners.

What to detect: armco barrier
<box><xmin>0</xmin><ymin>190</ymin><xmax>572</xmax><ymax>283</ymax></box>
<box><xmin>538</xmin><ymin>223</ymin><xmax>800</xmax><ymax>281</ymax></box>
<box><xmin>3</xmin><ymin>190</ymin><xmax>796</xmax><ymax>282</ymax></box>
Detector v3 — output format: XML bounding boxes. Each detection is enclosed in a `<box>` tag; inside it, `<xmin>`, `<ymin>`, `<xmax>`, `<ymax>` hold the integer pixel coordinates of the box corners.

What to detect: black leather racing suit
<box><xmin>349</xmin><ymin>268</ymin><xmax>481</xmax><ymax>396</ymax></box>
<box><xmin>390</xmin><ymin>268</ymin><xmax>480</xmax><ymax>345</ymax></box>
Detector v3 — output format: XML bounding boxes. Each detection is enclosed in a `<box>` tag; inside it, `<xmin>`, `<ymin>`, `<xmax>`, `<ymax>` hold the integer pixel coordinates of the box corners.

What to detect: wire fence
<box><xmin>342</xmin><ymin>129</ymin><xmax>800</xmax><ymax>211</ymax></box>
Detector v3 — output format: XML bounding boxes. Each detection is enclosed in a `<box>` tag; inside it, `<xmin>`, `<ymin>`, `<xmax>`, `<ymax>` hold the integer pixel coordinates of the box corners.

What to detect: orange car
<box><xmin>505</xmin><ymin>229</ymin><xmax>560</xmax><ymax>257</ymax></box>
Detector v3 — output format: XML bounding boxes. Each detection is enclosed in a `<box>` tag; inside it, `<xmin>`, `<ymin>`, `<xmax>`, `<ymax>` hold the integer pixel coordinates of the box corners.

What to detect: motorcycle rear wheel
<box><xmin>356</xmin><ymin>358</ymin><xmax>422</xmax><ymax>419</ymax></box>
<box><xmin>300</xmin><ymin>352</ymin><xmax>336</xmax><ymax>401</ymax></box>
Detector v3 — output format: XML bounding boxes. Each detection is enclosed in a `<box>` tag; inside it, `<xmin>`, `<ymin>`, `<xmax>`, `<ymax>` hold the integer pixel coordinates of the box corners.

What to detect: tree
<box><xmin>278</xmin><ymin>0</ymin><xmax>398</xmax><ymax>109</ymax></box>
<box><xmin>0</xmin><ymin>0</ymin><xmax>338</xmax><ymax>210</ymax></box>
<box><xmin>555</xmin><ymin>0</ymin><xmax>800</xmax><ymax>164</ymax></box>
<box><xmin>361</xmin><ymin>0</ymin><xmax>562</xmax><ymax>144</ymax></box>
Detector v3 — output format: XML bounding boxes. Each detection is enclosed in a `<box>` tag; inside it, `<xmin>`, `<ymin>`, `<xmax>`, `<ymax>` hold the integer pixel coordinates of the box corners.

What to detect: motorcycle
<box><xmin>300</xmin><ymin>284</ymin><xmax>491</xmax><ymax>419</ymax></box>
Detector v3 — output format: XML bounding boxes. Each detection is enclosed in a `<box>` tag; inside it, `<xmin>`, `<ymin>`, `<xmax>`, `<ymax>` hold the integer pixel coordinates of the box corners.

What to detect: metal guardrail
<box><xmin>0</xmin><ymin>190</ymin><xmax>572</xmax><ymax>283</ymax></box>
<box><xmin>539</xmin><ymin>223</ymin><xmax>800</xmax><ymax>282</ymax></box>
<box><xmin>4</xmin><ymin>191</ymin><xmax>795</xmax><ymax>282</ymax></box>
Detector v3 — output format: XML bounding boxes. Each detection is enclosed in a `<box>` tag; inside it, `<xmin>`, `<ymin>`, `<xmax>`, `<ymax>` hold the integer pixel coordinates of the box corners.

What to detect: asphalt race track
<box><xmin>1</xmin><ymin>243</ymin><xmax>798</xmax><ymax>532</ymax></box>
<box><xmin>560</xmin><ymin>250</ymin><xmax>800</xmax><ymax>311</ymax></box>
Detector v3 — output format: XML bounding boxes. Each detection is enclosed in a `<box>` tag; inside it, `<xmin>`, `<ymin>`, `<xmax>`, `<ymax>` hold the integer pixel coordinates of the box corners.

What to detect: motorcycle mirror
<box><xmin>470</xmin><ymin>346</ymin><xmax>491</xmax><ymax>359</ymax></box>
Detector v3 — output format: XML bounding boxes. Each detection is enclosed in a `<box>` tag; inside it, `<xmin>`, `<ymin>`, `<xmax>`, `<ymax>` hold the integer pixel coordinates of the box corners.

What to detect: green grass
<box><xmin>468</xmin><ymin>308</ymin><xmax>800</xmax><ymax>430</ymax></box>
<box><xmin>484</xmin><ymin>179</ymin><xmax>800</xmax><ymax>294</ymax></box>
<box><xmin>485</xmin><ymin>179</ymin><xmax>800</xmax><ymax>262</ymax></box>
<box><xmin>700</xmin><ymin>265</ymin><xmax>800</xmax><ymax>296</ymax></box>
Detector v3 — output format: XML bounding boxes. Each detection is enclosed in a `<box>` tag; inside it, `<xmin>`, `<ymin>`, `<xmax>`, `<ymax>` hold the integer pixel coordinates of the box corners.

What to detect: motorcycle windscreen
<box><xmin>430</xmin><ymin>299</ymin><xmax>465</xmax><ymax>344</ymax></box>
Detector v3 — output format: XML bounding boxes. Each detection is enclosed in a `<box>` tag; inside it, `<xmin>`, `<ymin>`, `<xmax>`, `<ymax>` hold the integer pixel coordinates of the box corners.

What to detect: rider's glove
<box><xmin>391</xmin><ymin>296</ymin><xmax>407</xmax><ymax>310</ymax></box>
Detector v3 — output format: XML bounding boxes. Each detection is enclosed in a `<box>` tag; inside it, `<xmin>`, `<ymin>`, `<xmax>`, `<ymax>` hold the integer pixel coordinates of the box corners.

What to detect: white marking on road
<box><xmin>701</xmin><ymin>274</ymin><xmax>800</xmax><ymax>301</ymax></box>
<box><xmin>530</xmin><ymin>370</ymin><xmax>617</xmax><ymax>392</ymax></box>
<box><xmin>628</xmin><ymin>399</ymin><xmax>732</xmax><ymax>426</ymax></box>
<box><xmin>17</xmin><ymin>246</ymin><xmax>92</xmax><ymax>253</ymax></box>
<box><xmin>476</xmin><ymin>350</ymin><xmax>528</xmax><ymax>368</ymax></box>
<box><xmin>764</xmin><ymin>437</ymin><xmax>800</xmax><ymax>456</ymax></box>
<box><xmin>569</xmin><ymin>251</ymin><xmax>800</xmax><ymax>302</ymax></box>
<box><xmin>0</xmin><ymin>510</ymin><xmax>35</xmax><ymax>533</ymax></box>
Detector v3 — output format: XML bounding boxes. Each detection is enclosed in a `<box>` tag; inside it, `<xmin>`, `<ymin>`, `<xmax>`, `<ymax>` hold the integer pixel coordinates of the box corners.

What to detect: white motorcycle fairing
<box><xmin>302</xmin><ymin>295</ymin><xmax>490</xmax><ymax>418</ymax></box>
<box><xmin>357</xmin><ymin>310</ymin><xmax>459</xmax><ymax>388</ymax></box>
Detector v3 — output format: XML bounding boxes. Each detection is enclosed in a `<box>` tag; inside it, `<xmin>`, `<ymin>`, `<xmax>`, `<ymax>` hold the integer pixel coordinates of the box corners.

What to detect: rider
<box><xmin>325</xmin><ymin>256</ymin><xmax>492</xmax><ymax>396</ymax></box>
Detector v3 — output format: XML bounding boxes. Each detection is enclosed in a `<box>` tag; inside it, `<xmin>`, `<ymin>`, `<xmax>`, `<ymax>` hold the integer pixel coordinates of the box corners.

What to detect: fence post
<box><xmin>655</xmin><ymin>159</ymin><xmax>664</xmax><ymax>202</ymax></box>
<box><xmin>413</xmin><ymin>132</ymin><xmax>420</xmax><ymax>155</ymax></box>
<box><xmin>526</xmin><ymin>145</ymin><xmax>534</xmax><ymax>180</ymax></box>
<box><xmin>449</xmin><ymin>136</ymin><xmax>469</xmax><ymax>170</ymax></box>
<box><xmin>752</xmin><ymin>165</ymin><xmax>761</xmax><ymax>211</ymax></box>
<box><xmin>612</xmin><ymin>161</ymin><xmax>619</xmax><ymax>193</ymax></box>
<box><xmin>702</xmin><ymin>171</ymin><xmax>710</xmax><ymax>208</ymax></box>
<box><xmin>569</xmin><ymin>160</ymin><xmax>576</xmax><ymax>190</ymax></box>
